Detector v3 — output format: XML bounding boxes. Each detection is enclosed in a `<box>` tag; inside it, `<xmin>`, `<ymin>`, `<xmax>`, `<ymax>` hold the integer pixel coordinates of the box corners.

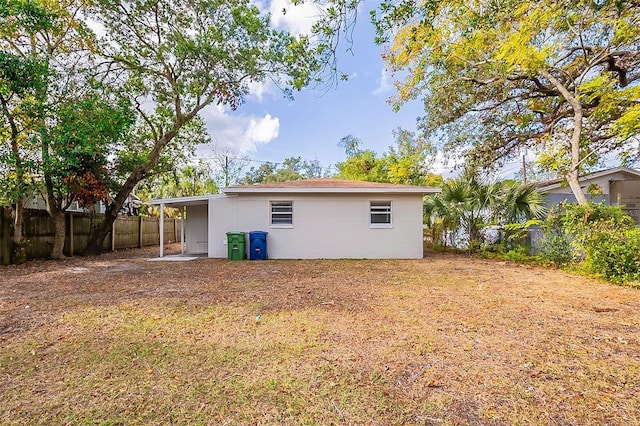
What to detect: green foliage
<box><xmin>559</xmin><ymin>202</ymin><xmax>634</xmax><ymax>238</ymax></box>
<box><xmin>502</xmin><ymin>246</ymin><xmax>534</xmax><ymax>263</ymax></box>
<box><xmin>425</xmin><ymin>172</ymin><xmax>546</xmax><ymax>251</ymax></box>
<box><xmin>336</xmin><ymin>128</ymin><xmax>437</xmax><ymax>185</ymax></box>
<box><xmin>0</xmin><ymin>52</ymin><xmax>46</xmax><ymax>205</ymax></box>
<box><xmin>582</xmin><ymin>228</ymin><xmax>640</xmax><ymax>283</ymax></box>
<box><xmin>537</xmin><ymin>202</ymin><xmax>640</xmax><ymax>283</ymax></box>
<box><xmin>0</xmin><ymin>2</ymin><xmax>53</xmax><ymax>207</ymax></box>
<box><xmin>336</xmin><ymin>149</ymin><xmax>386</xmax><ymax>182</ymax></box>
<box><xmin>537</xmin><ymin>214</ymin><xmax>575</xmax><ymax>267</ymax></box>
<box><xmin>45</xmin><ymin>92</ymin><xmax>136</xmax><ymax>208</ymax></box>
<box><xmin>560</xmin><ymin>202</ymin><xmax>640</xmax><ymax>283</ymax></box>
<box><xmin>137</xmin><ymin>161</ymin><xmax>219</xmax><ymax>214</ymax></box>
<box><xmin>372</xmin><ymin>0</ymin><xmax>640</xmax><ymax>201</ymax></box>
<box><xmin>243</xmin><ymin>157</ymin><xmax>326</xmax><ymax>184</ymax></box>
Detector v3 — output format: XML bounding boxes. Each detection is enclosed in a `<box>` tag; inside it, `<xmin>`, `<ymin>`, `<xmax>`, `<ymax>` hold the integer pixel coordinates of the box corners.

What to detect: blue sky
<box><xmin>196</xmin><ymin>0</ymin><xmax>429</xmax><ymax>175</ymax></box>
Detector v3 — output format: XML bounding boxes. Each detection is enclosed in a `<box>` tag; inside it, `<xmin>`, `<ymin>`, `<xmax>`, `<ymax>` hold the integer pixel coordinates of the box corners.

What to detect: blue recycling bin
<box><xmin>248</xmin><ymin>231</ymin><xmax>268</xmax><ymax>260</ymax></box>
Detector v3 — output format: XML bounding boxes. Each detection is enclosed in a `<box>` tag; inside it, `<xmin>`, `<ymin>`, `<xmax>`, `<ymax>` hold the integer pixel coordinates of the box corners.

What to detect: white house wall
<box><xmin>185</xmin><ymin>204</ymin><xmax>208</xmax><ymax>254</ymax></box>
<box><xmin>208</xmin><ymin>196</ymin><xmax>238</xmax><ymax>258</ymax></box>
<box><xmin>208</xmin><ymin>193</ymin><xmax>423</xmax><ymax>259</ymax></box>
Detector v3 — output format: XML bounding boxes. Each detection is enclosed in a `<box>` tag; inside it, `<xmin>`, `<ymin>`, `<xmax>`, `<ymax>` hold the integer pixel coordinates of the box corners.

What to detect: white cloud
<box><xmin>372</xmin><ymin>67</ymin><xmax>393</xmax><ymax>95</ymax></box>
<box><xmin>197</xmin><ymin>104</ymin><xmax>280</xmax><ymax>156</ymax></box>
<box><xmin>247</xmin><ymin>79</ymin><xmax>278</xmax><ymax>103</ymax></box>
<box><xmin>245</xmin><ymin>114</ymin><xmax>280</xmax><ymax>144</ymax></box>
<box><xmin>268</xmin><ymin>0</ymin><xmax>323</xmax><ymax>36</ymax></box>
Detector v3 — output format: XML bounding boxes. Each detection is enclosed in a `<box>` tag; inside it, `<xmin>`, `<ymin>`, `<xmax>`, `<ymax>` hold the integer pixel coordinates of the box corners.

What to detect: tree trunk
<box><xmin>49</xmin><ymin>209</ymin><xmax>67</xmax><ymax>260</ymax></box>
<box><xmin>2</xmin><ymin>94</ymin><xmax>27</xmax><ymax>264</ymax></box>
<box><xmin>11</xmin><ymin>197</ymin><xmax>27</xmax><ymax>264</ymax></box>
<box><xmin>540</xmin><ymin>70</ymin><xmax>588</xmax><ymax>205</ymax></box>
<box><xmin>84</xmin><ymin>205</ymin><xmax>118</xmax><ymax>256</ymax></box>
<box><xmin>84</xmin><ymin>130</ymin><xmax>179</xmax><ymax>255</ymax></box>
<box><xmin>566</xmin><ymin>169</ymin><xmax>587</xmax><ymax>205</ymax></box>
<box><xmin>43</xmin><ymin>135</ymin><xmax>68</xmax><ymax>259</ymax></box>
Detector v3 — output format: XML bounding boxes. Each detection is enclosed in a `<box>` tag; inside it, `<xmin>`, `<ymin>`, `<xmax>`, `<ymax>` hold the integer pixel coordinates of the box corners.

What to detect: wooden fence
<box><xmin>0</xmin><ymin>208</ymin><xmax>181</xmax><ymax>265</ymax></box>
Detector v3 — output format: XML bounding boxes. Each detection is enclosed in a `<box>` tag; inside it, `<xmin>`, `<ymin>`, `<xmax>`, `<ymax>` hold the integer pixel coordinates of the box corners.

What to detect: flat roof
<box><xmin>147</xmin><ymin>194</ymin><xmax>227</xmax><ymax>208</ymax></box>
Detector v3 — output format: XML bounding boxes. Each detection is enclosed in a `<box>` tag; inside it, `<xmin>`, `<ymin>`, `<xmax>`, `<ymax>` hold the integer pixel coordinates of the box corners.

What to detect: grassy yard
<box><xmin>1</xmin><ymin>245</ymin><xmax>639</xmax><ymax>425</ymax></box>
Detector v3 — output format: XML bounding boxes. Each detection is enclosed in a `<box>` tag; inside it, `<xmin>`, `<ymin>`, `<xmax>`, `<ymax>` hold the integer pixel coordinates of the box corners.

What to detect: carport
<box><xmin>147</xmin><ymin>194</ymin><xmax>224</xmax><ymax>258</ymax></box>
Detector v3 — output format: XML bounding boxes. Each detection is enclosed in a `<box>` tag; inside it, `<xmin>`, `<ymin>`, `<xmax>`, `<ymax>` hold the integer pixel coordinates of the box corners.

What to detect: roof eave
<box><xmin>221</xmin><ymin>187</ymin><xmax>441</xmax><ymax>195</ymax></box>
<box><xmin>147</xmin><ymin>194</ymin><xmax>227</xmax><ymax>207</ymax></box>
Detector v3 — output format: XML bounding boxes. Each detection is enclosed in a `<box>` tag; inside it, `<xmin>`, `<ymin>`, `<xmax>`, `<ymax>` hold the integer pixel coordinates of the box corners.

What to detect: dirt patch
<box><xmin>1</xmin><ymin>244</ymin><xmax>639</xmax><ymax>424</ymax></box>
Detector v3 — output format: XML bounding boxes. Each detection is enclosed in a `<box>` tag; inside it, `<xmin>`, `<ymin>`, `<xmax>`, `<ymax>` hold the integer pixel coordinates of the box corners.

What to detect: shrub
<box><xmin>542</xmin><ymin>202</ymin><xmax>640</xmax><ymax>283</ymax></box>
<box><xmin>537</xmin><ymin>206</ymin><xmax>576</xmax><ymax>266</ymax></box>
<box><xmin>582</xmin><ymin>227</ymin><xmax>640</xmax><ymax>283</ymax></box>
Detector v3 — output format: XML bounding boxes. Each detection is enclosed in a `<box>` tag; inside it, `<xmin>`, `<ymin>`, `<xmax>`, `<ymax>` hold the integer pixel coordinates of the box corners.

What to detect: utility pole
<box><xmin>224</xmin><ymin>155</ymin><xmax>229</xmax><ymax>187</ymax></box>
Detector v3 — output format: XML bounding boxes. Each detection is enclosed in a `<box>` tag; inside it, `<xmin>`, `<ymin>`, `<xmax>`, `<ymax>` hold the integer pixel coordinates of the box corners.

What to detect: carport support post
<box><xmin>181</xmin><ymin>206</ymin><xmax>185</xmax><ymax>254</ymax></box>
<box><xmin>159</xmin><ymin>203</ymin><xmax>164</xmax><ymax>258</ymax></box>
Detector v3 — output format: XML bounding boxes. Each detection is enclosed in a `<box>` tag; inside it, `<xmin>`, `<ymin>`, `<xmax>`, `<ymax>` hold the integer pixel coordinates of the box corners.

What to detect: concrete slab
<box><xmin>147</xmin><ymin>254</ymin><xmax>204</xmax><ymax>262</ymax></box>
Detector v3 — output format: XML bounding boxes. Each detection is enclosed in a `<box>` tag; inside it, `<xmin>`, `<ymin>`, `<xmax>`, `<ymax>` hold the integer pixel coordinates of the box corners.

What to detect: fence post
<box><xmin>111</xmin><ymin>218</ymin><xmax>116</xmax><ymax>251</ymax></box>
<box><xmin>159</xmin><ymin>205</ymin><xmax>164</xmax><ymax>257</ymax></box>
<box><xmin>69</xmin><ymin>212</ymin><xmax>75</xmax><ymax>256</ymax></box>
<box><xmin>138</xmin><ymin>216</ymin><xmax>143</xmax><ymax>248</ymax></box>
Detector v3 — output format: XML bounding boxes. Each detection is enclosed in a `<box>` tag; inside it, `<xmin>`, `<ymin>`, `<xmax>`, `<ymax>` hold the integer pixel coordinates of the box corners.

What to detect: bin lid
<box><xmin>249</xmin><ymin>231</ymin><xmax>268</xmax><ymax>236</ymax></box>
<box><xmin>226</xmin><ymin>231</ymin><xmax>246</xmax><ymax>236</ymax></box>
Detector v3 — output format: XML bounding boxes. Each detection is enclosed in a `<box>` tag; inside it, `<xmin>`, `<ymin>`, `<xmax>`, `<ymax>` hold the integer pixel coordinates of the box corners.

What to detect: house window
<box><xmin>370</xmin><ymin>201</ymin><xmax>392</xmax><ymax>227</ymax></box>
<box><xmin>270</xmin><ymin>201</ymin><xmax>293</xmax><ymax>226</ymax></box>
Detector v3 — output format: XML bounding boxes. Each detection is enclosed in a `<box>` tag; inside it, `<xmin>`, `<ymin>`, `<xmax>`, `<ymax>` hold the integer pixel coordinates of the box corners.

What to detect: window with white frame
<box><xmin>270</xmin><ymin>201</ymin><xmax>293</xmax><ymax>226</ymax></box>
<box><xmin>370</xmin><ymin>201</ymin><xmax>392</xmax><ymax>227</ymax></box>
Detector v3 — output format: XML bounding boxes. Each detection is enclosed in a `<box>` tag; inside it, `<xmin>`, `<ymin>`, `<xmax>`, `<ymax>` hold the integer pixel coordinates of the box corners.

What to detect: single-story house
<box><xmin>148</xmin><ymin>179</ymin><xmax>440</xmax><ymax>259</ymax></box>
<box><xmin>535</xmin><ymin>167</ymin><xmax>640</xmax><ymax>223</ymax></box>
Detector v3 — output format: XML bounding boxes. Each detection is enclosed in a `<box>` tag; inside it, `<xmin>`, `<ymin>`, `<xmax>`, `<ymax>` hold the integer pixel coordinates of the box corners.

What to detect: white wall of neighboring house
<box><xmin>204</xmin><ymin>193</ymin><xmax>424</xmax><ymax>259</ymax></box>
<box><xmin>24</xmin><ymin>196</ymin><xmax>108</xmax><ymax>214</ymax></box>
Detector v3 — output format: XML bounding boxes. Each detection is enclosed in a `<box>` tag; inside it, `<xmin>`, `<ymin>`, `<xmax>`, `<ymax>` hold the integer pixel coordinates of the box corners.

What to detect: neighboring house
<box><xmin>535</xmin><ymin>167</ymin><xmax>640</xmax><ymax>223</ymax></box>
<box><xmin>23</xmin><ymin>193</ymin><xmax>142</xmax><ymax>216</ymax></box>
<box><xmin>148</xmin><ymin>179</ymin><xmax>440</xmax><ymax>259</ymax></box>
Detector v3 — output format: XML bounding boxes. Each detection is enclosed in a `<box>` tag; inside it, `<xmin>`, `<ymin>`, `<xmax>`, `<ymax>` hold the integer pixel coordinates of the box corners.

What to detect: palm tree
<box><xmin>499</xmin><ymin>182</ymin><xmax>547</xmax><ymax>224</ymax></box>
<box><xmin>425</xmin><ymin>175</ymin><xmax>546</xmax><ymax>251</ymax></box>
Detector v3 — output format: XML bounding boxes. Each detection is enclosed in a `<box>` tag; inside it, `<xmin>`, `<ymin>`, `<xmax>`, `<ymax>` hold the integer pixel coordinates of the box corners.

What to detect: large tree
<box><xmin>43</xmin><ymin>92</ymin><xmax>134</xmax><ymax>258</ymax></box>
<box><xmin>335</xmin><ymin>129</ymin><xmax>439</xmax><ymax>185</ymax></box>
<box><xmin>243</xmin><ymin>157</ymin><xmax>325</xmax><ymax>184</ymax></box>
<box><xmin>0</xmin><ymin>51</ymin><xmax>45</xmax><ymax>263</ymax></box>
<box><xmin>137</xmin><ymin>161</ymin><xmax>219</xmax><ymax>203</ymax></box>
<box><xmin>0</xmin><ymin>0</ymin><xmax>88</xmax><ymax>261</ymax></box>
<box><xmin>373</xmin><ymin>0</ymin><xmax>640</xmax><ymax>204</ymax></box>
<box><xmin>83</xmin><ymin>0</ymin><xmax>323</xmax><ymax>254</ymax></box>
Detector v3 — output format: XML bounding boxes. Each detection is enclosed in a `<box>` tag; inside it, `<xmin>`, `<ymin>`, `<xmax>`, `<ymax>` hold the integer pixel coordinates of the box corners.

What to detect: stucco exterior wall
<box><xmin>208</xmin><ymin>196</ymin><xmax>238</xmax><ymax>258</ymax></box>
<box><xmin>207</xmin><ymin>193</ymin><xmax>424</xmax><ymax>259</ymax></box>
<box><xmin>185</xmin><ymin>204</ymin><xmax>208</xmax><ymax>254</ymax></box>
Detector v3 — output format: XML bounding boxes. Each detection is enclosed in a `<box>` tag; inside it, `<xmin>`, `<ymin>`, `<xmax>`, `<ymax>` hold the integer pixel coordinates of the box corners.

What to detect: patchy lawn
<box><xmin>1</xmin><ymin>245</ymin><xmax>639</xmax><ymax>425</ymax></box>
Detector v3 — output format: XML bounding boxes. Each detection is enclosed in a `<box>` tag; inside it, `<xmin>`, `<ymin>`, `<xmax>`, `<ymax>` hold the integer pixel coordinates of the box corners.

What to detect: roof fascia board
<box><xmin>147</xmin><ymin>194</ymin><xmax>228</xmax><ymax>205</ymax></box>
<box><xmin>222</xmin><ymin>187</ymin><xmax>440</xmax><ymax>195</ymax></box>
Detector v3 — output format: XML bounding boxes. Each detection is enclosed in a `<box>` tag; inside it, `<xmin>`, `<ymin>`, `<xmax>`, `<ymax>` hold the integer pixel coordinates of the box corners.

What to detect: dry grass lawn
<box><xmin>1</xmin><ymin>244</ymin><xmax>639</xmax><ymax>425</ymax></box>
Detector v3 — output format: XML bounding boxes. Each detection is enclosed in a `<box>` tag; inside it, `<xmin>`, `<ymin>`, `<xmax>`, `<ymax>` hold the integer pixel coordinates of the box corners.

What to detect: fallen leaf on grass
<box><xmin>593</xmin><ymin>307</ymin><xmax>618</xmax><ymax>313</ymax></box>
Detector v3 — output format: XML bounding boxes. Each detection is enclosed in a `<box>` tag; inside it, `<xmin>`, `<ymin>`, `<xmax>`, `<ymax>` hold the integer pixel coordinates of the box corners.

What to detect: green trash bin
<box><xmin>226</xmin><ymin>232</ymin><xmax>246</xmax><ymax>260</ymax></box>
